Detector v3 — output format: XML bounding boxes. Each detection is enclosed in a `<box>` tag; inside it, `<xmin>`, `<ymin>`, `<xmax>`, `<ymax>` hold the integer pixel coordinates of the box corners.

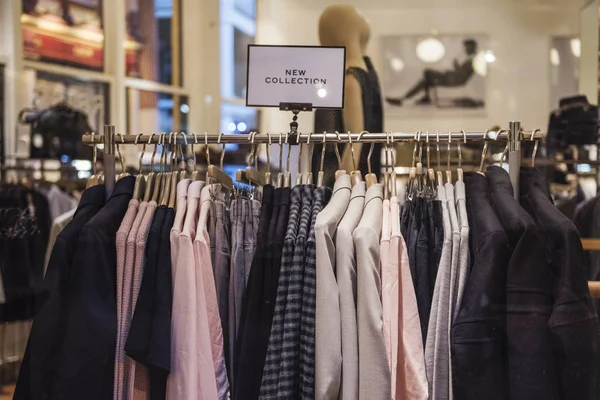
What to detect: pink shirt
<box><xmin>395</xmin><ymin>197</ymin><xmax>428</xmax><ymax>400</ymax></box>
<box><xmin>171</xmin><ymin>179</ymin><xmax>191</xmax><ymax>275</ymax></box>
<box><xmin>167</xmin><ymin>180</ymin><xmax>218</xmax><ymax>400</ymax></box>
<box><xmin>195</xmin><ymin>184</ymin><xmax>229</xmax><ymax>399</ymax></box>
<box><xmin>114</xmin><ymin>199</ymin><xmax>139</xmax><ymax>400</ymax></box>
<box><xmin>387</xmin><ymin>197</ymin><xmax>401</xmax><ymax>398</ymax></box>
<box><xmin>126</xmin><ymin>200</ymin><xmax>158</xmax><ymax>399</ymax></box>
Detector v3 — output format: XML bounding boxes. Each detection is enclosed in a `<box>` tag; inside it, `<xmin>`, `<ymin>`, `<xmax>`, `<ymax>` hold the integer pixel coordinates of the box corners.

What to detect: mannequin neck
<box><xmin>345</xmin><ymin>41</ymin><xmax>366</xmax><ymax>69</ymax></box>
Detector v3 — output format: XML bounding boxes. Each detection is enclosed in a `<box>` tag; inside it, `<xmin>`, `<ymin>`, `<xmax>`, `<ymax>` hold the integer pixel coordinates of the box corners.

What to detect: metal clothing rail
<box><xmin>82</xmin><ymin>121</ymin><xmax>544</xmax><ymax>199</ymax></box>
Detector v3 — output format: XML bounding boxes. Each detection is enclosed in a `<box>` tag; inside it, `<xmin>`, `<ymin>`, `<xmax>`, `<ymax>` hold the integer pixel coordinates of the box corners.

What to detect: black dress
<box><xmin>314</xmin><ymin>63</ymin><xmax>383</xmax><ymax>187</ymax></box>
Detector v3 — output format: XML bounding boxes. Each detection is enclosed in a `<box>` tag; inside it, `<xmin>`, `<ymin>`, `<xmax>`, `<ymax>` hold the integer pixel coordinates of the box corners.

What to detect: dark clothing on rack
<box><xmin>300</xmin><ymin>186</ymin><xmax>331</xmax><ymax>399</ymax></box>
<box><xmin>209</xmin><ymin>199</ymin><xmax>232</xmax><ymax>380</ymax></box>
<box><xmin>520</xmin><ymin>167</ymin><xmax>600</xmax><ymax>400</ymax></box>
<box><xmin>485</xmin><ymin>166</ymin><xmax>559</xmax><ymax>400</ymax></box>
<box><xmin>428</xmin><ymin>200</ymin><xmax>443</xmax><ymax>297</ymax></box>
<box><xmin>363</xmin><ymin>56</ymin><xmax>384</xmax><ymax>134</ymax></box>
<box><xmin>150</xmin><ymin>207</ymin><xmax>174</xmax><ymax>400</ymax></box>
<box><xmin>547</xmin><ymin>95</ymin><xmax>598</xmax><ymax>149</ymax></box>
<box><xmin>401</xmin><ymin>198</ymin><xmax>435</xmax><ymax>344</ymax></box>
<box><xmin>126</xmin><ymin>205</ymin><xmax>166</xmax><ymax>362</ymax></box>
<box><xmin>50</xmin><ymin>176</ymin><xmax>134</xmax><ymax>400</ymax></box>
<box><xmin>574</xmin><ymin>196</ymin><xmax>600</xmax><ymax>319</ymax></box>
<box><xmin>234</xmin><ymin>185</ymin><xmax>276</xmax><ymax>400</ymax></box>
<box><xmin>259</xmin><ymin>184</ymin><xmax>304</xmax><ymax>398</ymax></box>
<box><xmin>14</xmin><ymin>184</ymin><xmax>106</xmax><ymax>400</ymax></box>
<box><xmin>0</xmin><ymin>184</ymin><xmax>51</xmax><ymax>322</ymax></box>
<box><xmin>314</xmin><ymin>67</ymin><xmax>381</xmax><ymax>187</ymax></box>
<box><xmin>451</xmin><ymin>172</ymin><xmax>509</xmax><ymax>400</ymax></box>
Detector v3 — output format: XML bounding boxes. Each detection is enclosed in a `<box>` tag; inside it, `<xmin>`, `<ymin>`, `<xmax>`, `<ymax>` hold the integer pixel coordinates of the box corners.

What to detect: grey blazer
<box><xmin>315</xmin><ymin>175</ymin><xmax>352</xmax><ymax>400</ymax></box>
<box><xmin>353</xmin><ymin>184</ymin><xmax>391</xmax><ymax>400</ymax></box>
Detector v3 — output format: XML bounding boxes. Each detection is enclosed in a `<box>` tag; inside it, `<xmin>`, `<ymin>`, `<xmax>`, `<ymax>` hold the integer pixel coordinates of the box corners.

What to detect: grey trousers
<box><xmin>227</xmin><ymin>198</ymin><xmax>260</xmax><ymax>387</ymax></box>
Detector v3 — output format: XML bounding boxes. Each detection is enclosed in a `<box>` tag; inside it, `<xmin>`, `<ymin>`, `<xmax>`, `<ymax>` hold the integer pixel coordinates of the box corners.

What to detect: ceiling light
<box><xmin>227</xmin><ymin>122</ymin><xmax>236</xmax><ymax>132</ymax></box>
<box><xmin>389</xmin><ymin>57</ymin><xmax>405</xmax><ymax>72</ymax></box>
<box><xmin>484</xmin><ymin>50</ymin><xmax>496</xmax><ymax>63</ymax></box>
<box><xmin>237</xmin><ymin>122</ymin><xmax>247</xmax><ymax>132</ymax></box>
<box><xmin>317</xmin><ymin>88</ymin><xmax>327</xmax><ymax>98</ymax></box>
<box><xmin>416</xmin><ymin>38</ymin><xmax>445</xmax><ymax>63</ymax></box>
<box><xmin>473</xmin><ymin>51</ymin><xmax>488</xmax><ymax>76</ymax></box>
<box><xmin>550</xmin><ymin>48</ymin><xmax>560</xmax><ymax>66</ymax></box>
<box><xmin>570</xmin><ymin>38</ymin><xmax>581</xmax><ymax>58</ymax></box>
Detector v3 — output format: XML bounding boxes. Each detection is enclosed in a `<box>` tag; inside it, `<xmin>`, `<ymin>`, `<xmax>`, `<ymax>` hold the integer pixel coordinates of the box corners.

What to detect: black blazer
<box><xmin>486</xmin><ymin>166</ymin><xmax>559</xmax><ymax>400</ymax></box>
<box><xmin>50</xmin><ymin>177</ymin><xmax>134</xmax><ymax>400</ymax></box>
<box><xmin>14</xmin><ymin>185</ymin><xmax>106</xmax><ymax>400</ymax></box>
<box><xmin>520</xmin><ymin>167</ymin><xmax>600</xmax><ymax>400</ymax></box>
<box><xmin>452</xmin><ymin>172</ymin><xmax>509</xmax><ymax>400</ymax></box>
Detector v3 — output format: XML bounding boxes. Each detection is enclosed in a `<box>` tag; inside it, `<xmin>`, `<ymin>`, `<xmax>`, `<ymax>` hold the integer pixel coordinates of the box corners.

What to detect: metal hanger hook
<box><xmin>135</xmin><ymin>134</ymin><xmax>145</xmax><ymax>173</ymax></box>
<box><xmin>204</xmin><ymin>132</ymin><xmax>211</xmax><ymax>166</ymax></box>
<box><xmin>347</xmin><ymin>131</ymin><xmax>356</xmax><ymax>171</ymax></box>
<box><xmin>218</xmin><ymin>132</ymin><xmax>226</xmax><ymax>169</ymax></box>
<box><xmin>116</xmin><ymin>133</ymin><xmax>126</xmax><ymax>174</ymax></box>
<box><xmin>278</xmin><ymin>132</ymin><xmax>283</xmax><ymax>172</ymax></box>
<box><xmin>91</xmin><ymin>132</ymin><xmax>97</xmax><ymax>175</ymax></box>
<box><xmin>320</xmin><ymin>131</ymin><xmax>327</xmax><ymax>172</ymax></box>
<box><xmin>285</xmin><ymin>133</ymin><xmax>291</xmax><ymax>173</ymax></box>
<box><xmin>447</xmin><ymin>130</ymin><xmax>452</xmax><ymax>172</ymax></box>
<box><xmin>333</xmin><ymin>131</ymin><xmax>342</xmax><ymax>169</ymax></box>
<box><xmin>266</xmin><ymin>132</ymin><xmax>272</xmax><ymax>173</ymax></box>
<box><xmin>425</xmin><ymin>131</ymin><xmax>430</xmax><ymax>170</ymax></box>
<box><xmin>530</xmin><ymin>128</ymin><xmax>540</xmax><ymax>167</ymax></box>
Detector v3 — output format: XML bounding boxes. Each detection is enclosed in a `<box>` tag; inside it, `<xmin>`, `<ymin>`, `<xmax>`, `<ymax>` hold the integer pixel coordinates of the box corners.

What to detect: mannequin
<box><xmin>314</xmin><ymin>5</ymin><xmax>382</xmax><ymax>184</ymax></box>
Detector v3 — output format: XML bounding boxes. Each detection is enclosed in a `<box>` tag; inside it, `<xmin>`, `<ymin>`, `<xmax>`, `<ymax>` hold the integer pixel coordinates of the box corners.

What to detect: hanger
<box><xmin>296</xmin><ymin>132</ymin><xmax>303</xmax><ymax>185</ymax></box>
<box><xmin>415</xmin><ymin>131</ymin><xmax>424</xmax><ymax>191</ymax></box>
<box><xmin>305</xmin><ymin>132</ymin><xmax>314</xmax><ymax>184</ymax></box>
<box><xmin>160</xmin><ymin>132</ymin><xmax>174</xmax><ymax>206</ymax></box>
<box><xmin>349</xmin><ymin>131</ymin><xmax>363</xmax><ymax>186</ymax></box>
<box><xmin>86</xmin><ymin>132</ymin><xmax>100</xmax><ymax>188</ymax></box>
<box><xmin>446</xmin><ymin>131</ymin><xmax>452</xmax><ymax>184</ymax></box>
<box><xmin>333</xmin><ymin>131</ymin><xmax>347</xmax><ymax>179</ymax></box>
<box><xmin>179</xmin><ymin>132</ymin><xmax>188</xmax><ymax>180</ymax></box>
<box><xmin>284</xmin><ymin>133</ymin><xmax>292</xmax><ymax>187</ymax></box>
<box><xmin>116</xmin><ymin>133</ymin><xmax>130</xmax><ymax>180</ymax></box>
<box><xmin>168</xmin><ymin>133</ymin><xmax>183</xmax><ymax>209</ymax></box>
<box><xmin>530</xmin><ymin>128</ymin><xmax>540</xmax><ymax>167</ymax></box>
<box><xmin>132</xmin><ymin>133</ymin><xmax>147</xmax><ymax>200</ymax></box>
<box><xmin>191</xmin><ymin>133</ymin><xmax>202</xmax><ymax>181</ymax></box>
<box><xmin>478</xmin><ymin>130</ymin><xmax>489</xmax><ymax>174</ymax></box>
<box><xmin>457</xmin><ymin>130</ymin><xmax>466</xmax><ymax>182</ymax></box>
<box><xmin>317</xmin><ymin>132</ymin><xmax>327</xmax><ymax>187</ymax></box>
<box><xmin>424</xmin><ymin>131</ymin><xmax>436</xmax><ymax>199</ymax></box>
<box><xmin>277</xmin><ymin>133</ymin><xmax>284</xmax><ymax>188</ymax></box>
<box><xmin>436</xmin><ymin>131</ymin><xmax>444</xmax><ymax>186</ymax></box>
<box><xmin>151</xmin><ymin>133</ymin><xmax>166</xmax><ymax>203</ymax></box>
<box><xmin>495</xmin><ymin>128</ymin><xmax>509</xmax><ymax>169</ymax></box>
<box><xmin>356</xmin><ymin>131</ymin><xmax>378</xmax><ymax>188</ymax></box>
<box><xmin>207</xmin><ymin>132</ymin><xmax>234</xmax><ymax>190</ymax></box>
<box><xmin>390</xmin><ymin>132</ymin><xmax>397</xmax><ymax>198</ymax></box>
<box><xmin>144</xmin><ymin>133</ymin><xmax>158</xmax><ymax>201</ymax></box>
<box><xmin>383</xmin><ymin>132</ymin><xmax>390</xmax><ymax>199</ymax></box>
<box><xmin>406</xmin><ymin>132</ymin><xmax>417</xmax><ymax>201</ymax></box>
<box><xmin>244</xmin><ymin>132</ymin><xmax>267</xmax><ymax>187</ymax></box>
<box><xmin>264</xmin><ymin>133</ymin><xmax>273</xmax><ymax>185</ymax></box>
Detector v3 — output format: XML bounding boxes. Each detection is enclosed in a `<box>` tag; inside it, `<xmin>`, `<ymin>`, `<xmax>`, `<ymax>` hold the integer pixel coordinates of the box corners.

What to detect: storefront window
<box><xmin>125</xmin><ymin>0</ymin><xmax>182</xmax><ymax>85</ymax></box>
<box><xmin>21</xmin><ymin>0</ymin><xmax>104</xmax><ymax>71</ymax></box>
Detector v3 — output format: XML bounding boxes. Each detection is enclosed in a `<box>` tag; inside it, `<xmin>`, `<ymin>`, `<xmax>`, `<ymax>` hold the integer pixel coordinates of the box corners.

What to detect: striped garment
<box><xmin>259</xmin><ymin>185</ymin><xmax>304</xmax><ymax>398</ymax></box>
<box><xmin>299</xmin><ymin>186</ymin><xmax>332</xmax><ymax>400</ymax></box>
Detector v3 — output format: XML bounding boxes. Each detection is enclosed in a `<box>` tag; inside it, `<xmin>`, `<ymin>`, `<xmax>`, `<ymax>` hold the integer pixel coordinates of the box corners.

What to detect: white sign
<box><xmin>246</xmin><ymin>45</ymin><xmax>346</xmax><ymax>109</ymax></box>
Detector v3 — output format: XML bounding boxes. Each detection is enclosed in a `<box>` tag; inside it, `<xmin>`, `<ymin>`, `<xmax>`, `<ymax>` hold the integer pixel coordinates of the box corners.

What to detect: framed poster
<box><xmin>381</xmin><ymin>34</ymin><xmax>489</xmax><ymax>114</ymax></box>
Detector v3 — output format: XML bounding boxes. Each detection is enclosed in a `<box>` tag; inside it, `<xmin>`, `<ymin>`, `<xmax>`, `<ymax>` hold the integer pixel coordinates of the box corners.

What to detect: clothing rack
<box><xmin>82</xmin><ymin>121</ymin><xmax>544</xmax><ymax>202</ymax></box>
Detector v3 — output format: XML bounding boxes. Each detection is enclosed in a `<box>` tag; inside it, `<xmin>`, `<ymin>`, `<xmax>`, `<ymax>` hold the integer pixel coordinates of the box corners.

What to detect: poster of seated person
<box><xmin>381</xmin><ymin>34</ymin><xmax>489</xmax><ymax>111</ymax></box>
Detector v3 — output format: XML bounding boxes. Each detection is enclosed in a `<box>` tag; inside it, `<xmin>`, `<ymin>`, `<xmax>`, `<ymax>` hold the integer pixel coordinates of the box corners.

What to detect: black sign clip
<box><xmin>279</xmin><ymin>102</ymin><xmax>312</xmax><ymax>144</ymax></box>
